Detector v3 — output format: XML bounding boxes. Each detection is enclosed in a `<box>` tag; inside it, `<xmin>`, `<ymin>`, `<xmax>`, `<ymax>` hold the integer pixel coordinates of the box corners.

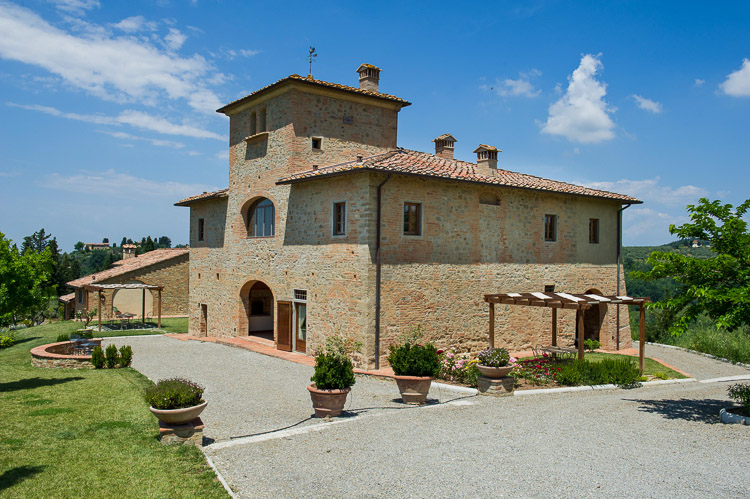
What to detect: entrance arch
<box><xmin>576</xmin><ymin>288</ymin><xmax>607</xmax><ymax>343</ymax></box>
<box><xmin>239</xmin><ymin>280</ymin><xmax>274</xmax><ymax>342</ymax></box>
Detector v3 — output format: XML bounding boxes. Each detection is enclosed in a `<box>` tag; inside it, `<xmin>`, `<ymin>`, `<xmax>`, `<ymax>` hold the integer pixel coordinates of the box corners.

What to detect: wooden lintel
<box><xmin>562</xmin><ymin>303</ymin><xmax>581</xmax><ymax>310</ymax></box>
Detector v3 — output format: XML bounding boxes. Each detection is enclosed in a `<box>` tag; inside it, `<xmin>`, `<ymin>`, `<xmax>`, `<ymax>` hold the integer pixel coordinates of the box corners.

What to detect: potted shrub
<box><xmin>721</xmin><ymin>382</ymin><xmax>750</xmax><ymax>425</ymax></box>
<box><xmin>145</xmin><ymin>378</ymin><xmax>207</xmax><ymax>425</ymax></box>
<box><xmin>476</xmin><ymin>347</ymin><xmax>515</xmax><ymax>379</ymax></box>
<box><xmin>308</xmin><ymin>335</ymin><xmax>360</xmax><ymax>418</ymax></box>
<box><xmin>387</xmin><ymin>326</ymin><xmax>440</xmax><ymax>405</ymax></box>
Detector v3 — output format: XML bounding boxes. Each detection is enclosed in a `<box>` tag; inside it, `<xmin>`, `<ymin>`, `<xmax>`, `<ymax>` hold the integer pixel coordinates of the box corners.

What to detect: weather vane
<box><xmin>308</xmin><ymin>46</ymin><xmax>317</xmax><ymax>78</ymax></box>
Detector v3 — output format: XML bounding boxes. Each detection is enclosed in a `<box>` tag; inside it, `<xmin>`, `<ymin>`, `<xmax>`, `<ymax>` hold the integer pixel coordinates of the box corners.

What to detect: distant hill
<box><xmin>623</xmin><ymin>239</ymin><xmax>714</xmax><ymax>302</ymax></box>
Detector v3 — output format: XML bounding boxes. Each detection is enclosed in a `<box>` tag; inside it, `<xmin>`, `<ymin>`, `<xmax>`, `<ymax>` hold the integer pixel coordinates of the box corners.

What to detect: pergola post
<box><xmin>551</xmin><ymin>307</ymin><xmax>557</xmax><ymax>347</ymax></box>
<box><xmin>157</xmin><ymin>288</ymin><xmax>162</xmax><ymax>329</ymax></box>
<box><xmin>141</xmin><ymin>289</ymin><xmax>146</xmax><ymax>324</ymax></box>
<box><xmin>577</xmin><ymin>307</ymin><xmax>585</xmax><ymax>360</ymax></box>
<box><xmin>98</xmin><ymin>290</ymin><xmax>103</xmax><ymax>334</ymax></box>
<box><xmin>639</xmin><ymin>303</ymin><xmax>645</xmax><ymax>373</ymax></box>
<box><xmin>488</xmin><ymin>302</ymin><xmax>495</xmax><ymax>348</ymax></box>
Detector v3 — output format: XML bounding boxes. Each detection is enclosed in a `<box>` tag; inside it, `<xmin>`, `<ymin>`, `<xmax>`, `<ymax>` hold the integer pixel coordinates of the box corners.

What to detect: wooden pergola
<box><xmin>483</xmin><ymin>291</ymin><xmax>651</xmax><ymax>372</ymax></box>
<box><xmin>83</xmin><ymin>283</ymin><xmax>164</xmax><ymax>333</ymax></box>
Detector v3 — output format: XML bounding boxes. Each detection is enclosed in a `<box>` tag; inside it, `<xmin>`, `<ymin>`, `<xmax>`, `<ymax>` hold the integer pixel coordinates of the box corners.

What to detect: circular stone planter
<box><xmin>720</xmin><ymin>407</ymin><xmax>750</xmax><ymax>425</ymax></box>
<box><xmin>477</xmin><ymin>365</ymin><xmax>514</xmax><ymax>379</ymax></box>
<box><xmin>30</xmin><ymin>340</ymin><xmax>102</xmax><ymax>369</ymax></box>
<box><xmin>394</xmin><ymin>375</ymin><xmax>432</xmax><ymax>405</ymax></box>
<box><xmin>149</xmin><ymin>401</ymin><xmax>208</xmax><ymax>426</ymax></box>
<box><xmin>307</xmin><ymin>384</ymin><xmax>351</xmax><ymax>418</ymax></box>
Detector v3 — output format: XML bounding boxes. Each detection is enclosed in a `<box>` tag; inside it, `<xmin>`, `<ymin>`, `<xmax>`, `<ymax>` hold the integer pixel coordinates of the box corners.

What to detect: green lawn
<box><xmin>88</xmin><ymin>316</ymin><xmax>189</xmax><ymax>336</ymax></box>
<box><xmin>0</xmin><ymin>321</ymin><xmax>226</xmax><ymax>497</ymax></box>
<box><xmin>581</xmin><ymin>352</ymin><xmax>686</xmax><ymax>379</ymax></box>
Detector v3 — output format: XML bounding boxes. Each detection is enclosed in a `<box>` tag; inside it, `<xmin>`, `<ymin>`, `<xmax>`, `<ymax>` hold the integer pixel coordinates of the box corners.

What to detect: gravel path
<box><xmin>107</xmin><ymin>335</ymin><xmax>750</xmax><ymax>498</ymax></box>
<box><xmin>640</xmin><ymin>341</ymin><xmax>750</xmax><ymax>380</ymax></box>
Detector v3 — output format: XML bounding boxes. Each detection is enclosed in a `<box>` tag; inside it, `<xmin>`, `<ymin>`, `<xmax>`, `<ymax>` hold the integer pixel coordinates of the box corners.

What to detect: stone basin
<box><xmin>30</xmin><ymin>339</ymin><xmax>102</xmax><ymax>369</ymax></box>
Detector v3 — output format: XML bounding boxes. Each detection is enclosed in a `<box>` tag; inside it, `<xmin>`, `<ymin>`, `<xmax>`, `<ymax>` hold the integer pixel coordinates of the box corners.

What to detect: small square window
<box><xmin>589</xmin><ymin>218</ymin><xmax>599</xmax><ymax>244</ymax></box>
<box><xmin>342</xmin><ymin>115</ymin><xmax>354</xmax><ymax>125</ymax></box>
<box><xmin>544</xmin><ymin>214</ymin><xmax>557</xmax><ymax>242</ymax></box>
<box><xmin>544</xmin><ymin>284</ymin><xmax>555</xmax><ymax>293</ymax></box>
<box><xmin>333</xmin><ymin>202</ymin><xmax>346</xmax><ymax>235</ymax></box>
<box><xmin>198</xmin><ymin>218</ymin><xmax>205</xmax><ymax>241</ymax></box>
<box><xmin>312</xmin><ymin>137</ymin><xmax>322</xmax><ymax>150</ymax></box>
<box><xmin>404</xmin><ymin>202</ymin><xmax>422</xmax><ymax>236</ymax></box>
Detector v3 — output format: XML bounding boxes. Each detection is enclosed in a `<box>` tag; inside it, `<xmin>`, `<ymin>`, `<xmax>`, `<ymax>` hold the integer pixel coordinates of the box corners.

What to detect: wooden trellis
<box><xmin>483</xmin><ymin>291</ymin><xmax>651</xmax><ymax>372</ymax></box>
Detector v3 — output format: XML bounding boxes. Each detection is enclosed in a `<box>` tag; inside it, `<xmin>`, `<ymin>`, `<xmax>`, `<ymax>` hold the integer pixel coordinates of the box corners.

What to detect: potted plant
<box><xmin>387</xmin><ymin>326</ymin><xmax>440</xmax><ymax>405</ymax></box>
<box><xmin>308</xmin><ymin>335</ymin><xmax>360</xmax><ymax>418</ymax></box>
<box><xmin>145</xmin><ymin>378</ymin><xmax>207</xmax><ymax>425</ymax></box>
<box><xmin>476</xmin><ymin>347</ymin><xmax>515</xmax><ymax>379</ymax></box>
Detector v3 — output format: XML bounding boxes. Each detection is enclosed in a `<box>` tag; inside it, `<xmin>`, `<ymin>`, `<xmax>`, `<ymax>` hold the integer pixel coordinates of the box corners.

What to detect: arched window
<box><xmin>248</xmin><ymin>198</ymin><xmax>275</xmax><ymax>237</ymax></box>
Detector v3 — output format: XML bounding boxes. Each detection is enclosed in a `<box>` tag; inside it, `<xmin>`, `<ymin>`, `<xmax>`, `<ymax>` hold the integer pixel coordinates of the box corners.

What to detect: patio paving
<box><xmin>105</xmin><ymin>334</ymin><xmax>750</xmax><ymax>498</ymax></box>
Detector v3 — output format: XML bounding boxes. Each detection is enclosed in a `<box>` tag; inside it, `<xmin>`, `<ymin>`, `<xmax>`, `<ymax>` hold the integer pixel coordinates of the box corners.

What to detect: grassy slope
<box><xmin>582</xmin><ymin>352</ymin><xmax>686</xmax><ymax>379</ymax></box>
<box><xmin>0</xmin><ymin>321</ymin><xmax>225</xmax><ymax>497</ymax></box>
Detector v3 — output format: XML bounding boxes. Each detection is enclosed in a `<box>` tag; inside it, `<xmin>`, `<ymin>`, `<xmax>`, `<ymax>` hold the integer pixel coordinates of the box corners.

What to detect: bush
<box><xmin>727</xmin><ymin>383</ymin><xmax>750</xmax><ymax>411</ymax></box>
<box><xmin>56</xmin><ymin>333</ymin><xmax>70</xmax><ymax>342</ymax></box>
<box><xmin>0</xmin><ymin>332</ymin><xmax>17</xmax><ymax>349</ymax></box>
<box><xmin>584</xmin><ymin>339</ymin><xmax>601</xmax><ymax>351</ymax></box>
<box><xmin>78</xmin><ymin>330</ymin><xmax>94</xmax><ymax>339</ymax></box>
<box><xmin>388</xmin><ymin>343</ymin><xmax>440</xmax><ymax>377</ymax></box>
<box><xmin>118</xmin><ymin>345</ymin><xmax>133</xmax><ymax>367</ymax></box>
<box><xmin>557</xmin><ymin>358</ymin><xmax>641</xmax><ymax>387</ymax></box>
<box><xmin>104</xmin><ymin>344</ymin><xmax>119</xmax><ymax>369</ymax></box>
<box><xmin>91</xmin><ymin>346</ymin><xmax>105</xmax><ymax>369</ymax></box>
<box><xmin>145</xmin><ymin>378</ymin><xmax>204</xmax><ymax>410</ymax></box>
<box><xmin>310</xmin><ymin>335</ymin><xmax>359</xmax><ymax>390</ymax></box>
<box><xmin>476</xmin><ymin>347</ymin><xmax>510</xmax><ymax>367</ymax></box>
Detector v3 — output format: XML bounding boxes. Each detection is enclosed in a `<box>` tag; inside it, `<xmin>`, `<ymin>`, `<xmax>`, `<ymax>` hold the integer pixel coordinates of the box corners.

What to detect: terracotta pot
<box><xmin>149</xmin><ymin>400</ymin><xmax>207</xmax><ymax>426</ymax></box>
<box><xmin>307</xmin><ymin>384</ymin><xmax>351</xmax><ymax>418</ymax></box>
<box><xmin>477</xmin><ymin>365</ymin><xmax>514</xmax><ymax>379</ymax></box>
<box><xmin>394</xmin><ymin>375</ymin><xmax>432</xmax><ymax>405</ymax></box>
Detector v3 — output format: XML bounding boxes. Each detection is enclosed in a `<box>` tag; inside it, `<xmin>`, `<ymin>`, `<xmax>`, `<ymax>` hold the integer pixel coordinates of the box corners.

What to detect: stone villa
<box><xmin>176</xmin><ymin>64</ymin><xmax>641</xmax><ymax>369</ymax></box>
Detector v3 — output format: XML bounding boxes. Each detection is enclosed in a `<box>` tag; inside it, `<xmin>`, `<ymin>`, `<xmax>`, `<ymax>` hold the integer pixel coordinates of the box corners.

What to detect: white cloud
<box><xmin>39</xmin><ymin>169</ymin><xmax>218</xmax><ymax>200</ymax></box>
<box><xmin>583</xmin><ymin>177</ymin><xmax>709</xmax><ymax>207</ymax></box>
<box><xmin>0</xmin><ymin>3</ymin><xmax>223</xmax><ymax>113</ymax></box>
<box><xmin>214</xmin><ymin>150</ymin><xmax>229</xmax><ymax>160</ymax></box>
<box><xmin>720</xmin><ymin>58</ymin><xmax>750</xmax><ymax>97</ymax></box>
<box><xmin>112</xmin><ymin>16</ymin><xmax>158</xmax><ymax>33</ymax></box>
<box><xmin>99</xmin><ymin>130</ymin><xmax>185</xmax><ymax>149</ymax></box>
<box><xmin>540</xmin><ymin>54</ymin><xmax>615</xmax><ymax>144</ymax></box>
<box><xmin>164</xmin><ymin>28</ymin><xmax>187</xmax><ymax>50</ymax></box>
<box><xmin>694</xmin><ymin>78</ymin><xmax>705</xmax><ymax>87</ymax></box>
<box><xmin>8</xmin><ymin>102</ymin><xmax>226</xmax><ymax>141</ymax></box>
<box><xmin>486</xmin><ymin>69</ymin><xmax>541</xmax><ymax>98</ymax></box>
<box><xmin>48</xmin><ymin>0</ymin><xmax>99</xmax><ymax>15</ymax></box>
<box><xmin>632</xmin><ymin>94</ymin><xmax>662</xmax><ymax>113</ymax></box>
<box><xmin>239</xmin><ymin>49</ymin><xmax>260</xmax><ymax>57</ymax></box>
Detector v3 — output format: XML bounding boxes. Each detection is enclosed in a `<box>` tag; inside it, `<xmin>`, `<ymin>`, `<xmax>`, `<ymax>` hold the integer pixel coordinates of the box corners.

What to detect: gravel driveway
<box><xmin>106</xmin><ymin>335</ymin><xmax>750</xmax><ymax>498</ymax></box>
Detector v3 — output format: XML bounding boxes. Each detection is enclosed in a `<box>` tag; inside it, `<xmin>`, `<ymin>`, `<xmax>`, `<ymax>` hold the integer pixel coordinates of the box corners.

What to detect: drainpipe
<box><xmin>616</xmin><ymin>203</ymin><xmax>631</xmax><ymax>350</ymax></box>
<box><xmin>374</xmin><ymin>174</ymin><xmax>391</xmax><ymax>370</ymax></box>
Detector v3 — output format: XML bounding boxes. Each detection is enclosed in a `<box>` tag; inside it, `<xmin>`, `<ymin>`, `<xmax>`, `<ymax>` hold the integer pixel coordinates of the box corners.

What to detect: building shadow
<box><xmin>0</xmin><ymin>376</ymin><xmax>84</xmax><ymax>393</ymax></box>
<box><xmin>626</xmin><ymin>397</ymin><xmax>728</xmax><ymax>424</ymax></box>
<box><xmin>0</xmin><ymin>465</ymin><xmax>46</xmax><ymax>491</ymax></box>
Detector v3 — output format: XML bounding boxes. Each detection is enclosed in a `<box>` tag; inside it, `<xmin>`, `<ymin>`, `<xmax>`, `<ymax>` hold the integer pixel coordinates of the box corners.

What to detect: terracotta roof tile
<box><xmin>175</xmin><ymin>189</ymin><xmax>228</xmax><ymax>206</ymax></box>
<box><xmin>217</xmin><ymin>74</ymin><xmax>410</xmax><ymax>114</ymax></box>
<box><xmin>67</xmin><ymin>248</ymin><xmax>189</xmax><ymax>287</ymax></box>
<box><xmin>277</xmin><ymin>148</ymin><xmax>641</xmax><ymax>203</ymax></box>
<box><xmin>58</xmin><ymin>292</ymin><xmax>75</xmax><ymax>303</ymax></box>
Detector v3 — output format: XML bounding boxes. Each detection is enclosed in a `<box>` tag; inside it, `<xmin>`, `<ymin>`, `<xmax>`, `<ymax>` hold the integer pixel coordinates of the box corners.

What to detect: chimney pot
<box><xmin>312</xmin><ymin>164</ymin><xmax>318</xmax><ymax>171</ymax></box>
<box><xmin>356</xmin><ymin>155</ymin><xmax>363</xmax><ymax>162</ymax></box>
<box><xmin>357</xmin><ymin>64</ymin><xmax>381</xmax><ymax>92</ymax></box>
<box><xmin>433</xmin><ymin>134</ymin><xmax>457</xmax><ymax>160</ymax></box>
<box><xmin>473</xmin><ymin>144</ymin><xmax>501</xmax><ymax>175</ymax></box>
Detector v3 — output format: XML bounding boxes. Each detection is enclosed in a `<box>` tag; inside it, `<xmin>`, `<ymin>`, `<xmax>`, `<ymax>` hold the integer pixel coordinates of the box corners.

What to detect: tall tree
<box><xmin>74</xmin><ymin>241</ymin><xmax>85</xmax><ymax>252</ymax></box>
<box><xmin>102</xmin><ymin>237</ymin><xmax>109</xmax><ymax>244</ymax></box>
<box><xmin>22</xmin><ymin>228</ymin><xmax>51</xmax><ymax>254</ymax></box>
<box><xmin>636</xmin><ymin>198</ymin><xmax>750</xmax><ymax>334</ymax></box>
<box><xmin>157</xmin><ymin>236</ymin><xmax>172</xmax><ymax>248</ymax></box>
<box><xmin>121</xmin><ymin>236</ymin><xmax>128</xmax><ymax>247</ymax></box>
<box><xmin>143</xmin><ymin>236</ymin><xmax>155</xmax><ymax>253</ymax></box>
<box><xmin>0</xmin><ymin>232</ymin><xmax>55</xmax><ymax>325</ymax></box>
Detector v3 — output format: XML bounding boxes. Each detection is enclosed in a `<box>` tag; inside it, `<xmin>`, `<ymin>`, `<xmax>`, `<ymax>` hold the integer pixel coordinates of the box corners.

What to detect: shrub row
<box><xmin>556</xmin><ymin>358</ymin><xmax>641</xmax><ymax>387</ymax></box>
<box><xmin>91</xmin><ymin>345</ymin><xmax>133</xmax><ymax>369</ymax></box>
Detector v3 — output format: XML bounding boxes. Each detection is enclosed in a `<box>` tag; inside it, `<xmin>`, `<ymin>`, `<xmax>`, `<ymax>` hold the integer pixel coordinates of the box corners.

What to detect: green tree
<box><xmin>22</xmin><ymin>228</ymin><xmax>51</xmax><ymax>254</ymax></box>
<box><xmin>143</xmin><ymin>236</ymin><xmax>155</xmax><ymax>253</ymax></box>
<box><xmin>74</xmin><ymin>241</ymin><xmax>85</xmax><ymax>252</ymax></box>
<box><xmin>0</xmin><ymin>232</ymin><xmax>55</xmax><ymax>325</ymax></box>
<box><xmin>635</xmin><ymin>198</ymin><xmax>750</xmax><ymax>335</ymax></box>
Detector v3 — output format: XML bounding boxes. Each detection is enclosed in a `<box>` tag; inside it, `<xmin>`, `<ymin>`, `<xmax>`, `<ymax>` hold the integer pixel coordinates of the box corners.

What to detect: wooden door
<box><xmin>295</xmin><ymin>302</ymin><xmax>306</xmax><ymax>353</ymax></box>
<box><xmin>277</xmin><ymin>301</ymin><xmax>292</xmax><ymax>352</ymax></box>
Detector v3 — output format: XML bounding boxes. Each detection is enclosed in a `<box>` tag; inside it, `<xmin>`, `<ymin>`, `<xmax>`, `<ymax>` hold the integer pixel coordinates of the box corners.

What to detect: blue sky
<box><xmin>1</xmin><ymin>0</ymin><xmax>748</xmax><ymax>251</ymax></box>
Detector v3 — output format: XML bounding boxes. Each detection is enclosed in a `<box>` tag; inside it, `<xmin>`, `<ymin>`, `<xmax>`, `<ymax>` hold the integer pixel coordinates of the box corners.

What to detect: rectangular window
<box><xmin>589</xmin><ymin>218</ymin><xmax>600</xmax><ymax>244</ymax></box>
<box><xmin>78</xmin><ymin>290</ymin><xmax>83</xmax><ymax>303</ymax></box>
<box><xmin>333</xmin><ymin>202</ymin><xmax>346</xmax><ymax>235</ymax></box>
<box><xmin>312</xmin><ymin>137</ymin><xmax>322</xmax><ymax>150</ymax></box>
<box><xmin>404</xmin><ymin>202</ymin><xmax>422</xmax><ymax>236</ymax></box>
<box><xmin>544</xmin><ymin>214</ymin><xmax>557</xmax><ymax>242</ymax></box>
<box><xmin>198</xmin><ymin>218</ymin><xmax>205</xmax><ymax>241</ymax></box>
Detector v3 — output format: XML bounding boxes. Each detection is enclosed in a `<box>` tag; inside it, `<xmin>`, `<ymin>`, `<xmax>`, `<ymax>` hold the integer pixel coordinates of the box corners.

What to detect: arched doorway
<box><xmin>246</xmin><ymin>281</ymin><xmax>274</xmax><ymax>341</ymax></box>
<box><xmin>576</xmin><ymin>288</ymin><xmax>607</xmax><ymax>343</ymax></box>
<box><xmin>113</xmin><ymin>280</ymin><xmax>153</xmax><ymax>316</ymax></box>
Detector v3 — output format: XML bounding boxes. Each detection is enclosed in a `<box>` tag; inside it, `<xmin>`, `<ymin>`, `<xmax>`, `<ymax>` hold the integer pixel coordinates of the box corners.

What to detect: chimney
<box><xmin>357</xmin><ymin>64</ymin><xmax>381</xmax><ymax>92</ymax></box>
<box><xmin>473</xmin><ymin>144</ymin><xmax>500</xmax><ymax>175</ymax></box>
<box><xmin>122</xmin><ymin>243</ymin><xmax>136</xmax><ymax>260</ymax></box>
<box><xmin>433</xmin><ymin>134</ymin><xmax>457</xmax><ymax>160</ymax></box>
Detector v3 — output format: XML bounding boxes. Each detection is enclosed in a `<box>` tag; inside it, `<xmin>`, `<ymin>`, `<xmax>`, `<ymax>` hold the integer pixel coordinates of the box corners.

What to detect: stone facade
<box><xmin>179</xmin><ymin>69</ymin><xmax>636</xmax><ymax>369</ymax></box>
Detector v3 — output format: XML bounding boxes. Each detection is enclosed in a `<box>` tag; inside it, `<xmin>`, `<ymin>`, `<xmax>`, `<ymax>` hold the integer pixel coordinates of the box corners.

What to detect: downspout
<box><xmin>374</xmin><ymin>174</ymin><xmax>391</xmax><ymax>369</ymax></box>
<box><xmin>616</xmin><ymin>203</ymin><xmax>631</xmax><ymax>350</ymax></box>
